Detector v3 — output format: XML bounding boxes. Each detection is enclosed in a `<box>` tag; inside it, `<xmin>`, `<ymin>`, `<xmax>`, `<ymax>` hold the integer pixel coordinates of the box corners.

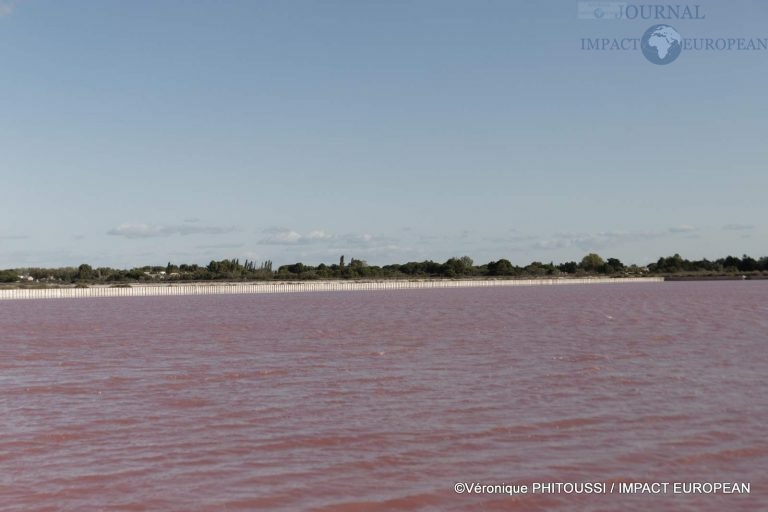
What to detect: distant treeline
<box><xmin>1</xmin><ymin>253</ymin><xmax>766</xmax><ymax>284</ymax></box>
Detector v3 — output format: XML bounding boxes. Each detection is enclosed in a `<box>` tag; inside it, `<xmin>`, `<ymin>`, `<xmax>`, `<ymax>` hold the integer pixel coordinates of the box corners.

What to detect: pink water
<box><xmin>1</xmin><ymin>282</ymin><xmax>766</xmax><ymax>511</ymax></box>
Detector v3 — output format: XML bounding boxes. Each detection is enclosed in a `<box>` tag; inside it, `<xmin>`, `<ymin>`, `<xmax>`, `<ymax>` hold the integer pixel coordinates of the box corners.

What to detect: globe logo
<box><xmin>593</xmin><ymin>8</ymin><xmax>604</xmax><ymax>18</ymax></box>
<box><xmin>641</xmin><ymin>25</ymin><xmax>682</xmax><ymax>65</ymax></box>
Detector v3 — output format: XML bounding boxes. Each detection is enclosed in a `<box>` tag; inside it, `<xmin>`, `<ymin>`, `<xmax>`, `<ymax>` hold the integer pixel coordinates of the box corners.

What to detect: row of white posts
<box><xmin>0</xmin><ymin>277</ymin><xmax>664</xmax><ymax>301</ymax></box>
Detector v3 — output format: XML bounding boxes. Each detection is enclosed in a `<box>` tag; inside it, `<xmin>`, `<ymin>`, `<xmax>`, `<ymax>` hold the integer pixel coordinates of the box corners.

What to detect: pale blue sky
<box><xmin>1</xmin><ymin>0</ymin><xmax>766</xmax><ymax>268</ymax></box>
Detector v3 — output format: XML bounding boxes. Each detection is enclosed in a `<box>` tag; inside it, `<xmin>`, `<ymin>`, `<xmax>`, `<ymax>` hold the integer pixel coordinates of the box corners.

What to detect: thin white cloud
<box><xmin>195</xmin><ymin>242</ymin><xmax>245</xmax><ymax>249</ymax></box>
<box><xmin>531</xmin><ymin>231</ymin><xmax>660</xmax><ymax>252</ymax></box>
<box><xmin>259</xmin><ymin>228</ymin><xmax>303</xmax><ymax>244</ymax></box>
<box><xmin>668</xmin><ymin>224</ymin><xmax>697</xmax><ymax>234</ymax></box>
<box><xmin>306</xmin><ymin>229</ymin><xmax>334</xmax><ymax>241</ymax></box>
<box><xmin>482</xmin><ymin>233</ymin><xmax>537</xmax><ymax>244</ymax></box>
<box><xmin>341</xmin><ymin>233</ymin><xmax>376</xmax><ymax>245</ymax></box>
<box><xmin>722</xmin><ymin>224</ymin><xmax>754</xmax><ymax>231</ymax></box>
<box><xmin>532</xmin><ymin>238</ymin><xmax>570</xmax><ymax>251</ymax></box>
<box><xmin>107</xmin><ymin>223</ymin><xmax>237</xmax><ymax>239</ymax></box>
<box><xmin>258</xmin><ymin>228</ymin><xmax>394</xmax><ymax>248</ymax></box>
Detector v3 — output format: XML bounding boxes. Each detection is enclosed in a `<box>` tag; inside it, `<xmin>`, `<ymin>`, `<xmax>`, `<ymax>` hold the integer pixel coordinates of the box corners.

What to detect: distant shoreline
<box><xmin>0</xmin><ymin>277</ymin><xmax>664</xmax><ymax>301</ymax></box>
<box><xmin>663</xmin><ymin>275</ymin><xmax>767</xmax><ymax>281</ymax></box>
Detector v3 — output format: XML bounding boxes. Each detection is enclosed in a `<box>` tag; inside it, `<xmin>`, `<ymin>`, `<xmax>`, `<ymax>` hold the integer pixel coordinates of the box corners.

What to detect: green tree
<box><xmin>487</xmin><ymin>259</ymin><xmax>515</xmax><ymax>276</ymax></box>
<box><xmin>656</xmin><ymin>254</ymin><xmax>685</xmax><ymax>273</ymax></box>
<box><xmin>524</xmin><ymin>261</ymin><xmax>548</xmax><ymax>276</ymax></box>
<box><xmin>77</xmin><ymin>263</ymin><xmax>94</xmax><ymax>281</ymax></box>
<box><xmin>0</xmin><ymin>270</ymin><xmax>18</xmax><ymax>283</ymax></box>
<box><xmin>348</xmin><ymin>258</ymin><xmax>368</xmax><ymax>277</ymax></box>
<box><xmin>739</xmin><ymin>255</ymin><xmax>758</xmax><ymax>272</ymax></box>
<box><xmin>126</xmin><ymin>268</ymin><xmax>145</xmax><ymax>280</ymax></box>
<box><xmin>602</xmin><ymin>257</ymin><xmax>625</xmax><ymax>274</ymax></box>
<box><xmin>442</xmin><ymin>256</ymin><xmax>474</xmax><ymax>277</ymax></box>
<box><xmin>579</xmin><ymin>253</ymin><xmax>605</xmax><ymax>273</ymax></box>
